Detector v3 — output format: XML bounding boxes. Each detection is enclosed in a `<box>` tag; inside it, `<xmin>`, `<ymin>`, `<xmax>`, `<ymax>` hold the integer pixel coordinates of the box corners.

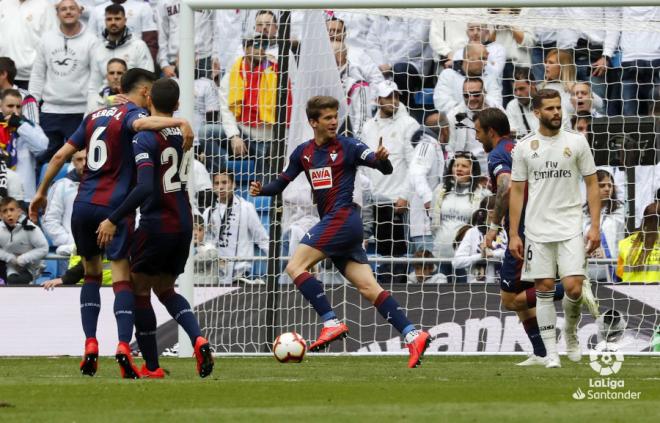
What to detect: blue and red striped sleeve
<box><xmin>66</xmin><ymin>115</ymin><xmax>91</xmax><ymax>150</ymax></box>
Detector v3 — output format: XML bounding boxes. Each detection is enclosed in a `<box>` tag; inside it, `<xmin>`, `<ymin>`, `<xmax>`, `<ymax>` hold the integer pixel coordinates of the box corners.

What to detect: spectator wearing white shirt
<box><xmin>453</xmin><ymin>195</ymin><xmax>507</xmax><ymax>284</ymax></box>
<box><xmin>582</xmin><ymin>169</ymin><xmax>625</xmax><ymax>282</ymax></box>
<box><xmin>446</xmin><ymin>77</ymin><xmax>496</xmax><ymax>174</ymax></box>
<box><xmin>431</xmin><ymin>151</ymin><xmax>491</xmax><ymax>281</ymax></box>
<box><xmin>156</xmin><ymin>1</ymin><xmax>217</xmax><ymax>79</ymax></box>
<box><xmin>86</xmin><ymin>3</ymin><xmax>153</xmax><ymax>113</ymax></box>
<box><xmin>331</xmin><ymin>40</ymin><xmax>370</xmax><ymax>141</ymax></box>
<box><xmin>0</xmin><ymin>0</ymin><xmax>57</xmax><ymax>89</ymax></box>
<box><xmin>618</xmin><ymin>6</ymin><xmax>660</xmax><ymax>116</ymax></box>
<box><xmin>428</xmin><ymin>8</ymin><xmax>475</xmax><ymax>70</ymax></box>
<box><xmin>364</xmin><ymin>15</ymin><xmax>431</xmax><ymax>107</ymax></box>
<box><xmin>525</xmin><ymin>7</ymin><xmax>564</xmax><ymax>83</ymax></box>
<box><xmin>571</xmin><ymin>82</ymin><xmax>603</xmax><ymax>118</ymax></box>
<box><xmin>0</xmin><ymin>57</ymin><xmax>40</xmax><ymax>124</ymax></box>
<box><xmin>203</xmin><ymin>172</ymin><xmax>269</xmax><ymax>284</ymax></box>
<box><xmin>326</xmin><ymin>16</ymin><xmax>384</xmax><ymax>94</ymax></box>
<box><xmin>452</xmin><ymin>23</ymin><xmax>507</xmax><ymax>88</ymax></box>
<box><xmin>29</xmin><ymin>0</ymin><xmax>98</xmax><ymax>165</ymax></box>
<box><xmin>0</xmin><ymin>197</ymin><xmax>48</xmax><ymax>284</ymax></box>
<box><xmin>406</xmin><ymin>249</ymin><xmax>448</xmax><ymax>284</ymax></box>
<box><xmin>88</xmin><ymin>0</ymin><xmax>158</xmax><ymax>64</ymax></box>
<box><xmin>213</xmin><ymin>9</ymin><xmax>244</xmax><ymax>77</ymax></box>
<box><xmin>0</xmin><ymin>157</ymin><xmax>25</xmax><ymax>204</ymax></box>
<box><xmin>433</xmin><ymin>43</ymin><xmax>502</xmax><ymax>116</ymax></box>
<box><xmin>408</xmin><ymin>127</ymin><xmax>445</xmax><ymax>255</ymax></box>
<box><xmin>505</xmin><ymin>67</ymin><xmax>538</xmax><ymax>138</ymax></box>
<box><xmin>92</xmin><ymin>57</ymin><xmax>126</xmax><ymax>110</ymax></box>
<box><xmin>42</xmin><ymin>149</ymin><xmax>86</xmax><ymax>257</ymax></box>
<box><xmin>362</xmin><ymin>80</ymin><xmax>416</xmax><ymax>284</ymax></box>
<box><xmin>558</xmin><ymin>7</ymin><xmax>619</xmax><ymax>102</ymax></box>
<box><xmin>0</xmin><ymin>89</ymin><xmax>48</xmax><ymax>201</ymax></box>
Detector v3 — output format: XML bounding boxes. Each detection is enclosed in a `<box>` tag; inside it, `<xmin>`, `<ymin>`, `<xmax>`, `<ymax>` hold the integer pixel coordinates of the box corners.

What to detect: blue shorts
<box><xmin>71</xmin><ymin>201</ymin><xmax>133</xmax><ymax>261</ymax></box>
<box><xmin>130</xmin><ymin>229</ymin><xmax>192</xmax><ymax>276</ymax></box>
<box><xmin>300</xmin><ymin>205</ymin><xmax>368</xmax><ymax>274</ymax></box>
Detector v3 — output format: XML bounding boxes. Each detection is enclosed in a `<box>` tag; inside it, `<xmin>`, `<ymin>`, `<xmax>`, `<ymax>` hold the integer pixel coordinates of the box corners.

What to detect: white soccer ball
<box><xmin>272</xmin><ymin>332</ymin><xmax>306</xmax><ymax>363</ymax></box>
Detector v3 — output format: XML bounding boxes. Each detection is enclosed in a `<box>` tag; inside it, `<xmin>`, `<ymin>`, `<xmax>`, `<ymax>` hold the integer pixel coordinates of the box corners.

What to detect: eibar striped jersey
<box><xmin>67</xmin><ymin>102</ymin><xmax>147</xmax><ymax>209</ymax></box>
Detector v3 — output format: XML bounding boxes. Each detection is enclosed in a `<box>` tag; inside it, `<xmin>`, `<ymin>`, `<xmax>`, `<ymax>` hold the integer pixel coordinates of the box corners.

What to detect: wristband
<box><xmin>489</xmin><ymin>223</ymin><xmax>502</xmax><ymax>232</ymax></box>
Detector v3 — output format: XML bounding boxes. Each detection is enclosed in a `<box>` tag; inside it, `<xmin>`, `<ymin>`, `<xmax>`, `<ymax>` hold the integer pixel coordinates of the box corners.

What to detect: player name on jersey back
<box><xmin>158</xmin><ymin>127</ymin><xmax>182</xmax><ymax>138</ymax></box>
<box><xmin>309</xmin><ymin>167</ymin><xmax>333</xmax><ymax>190</ymax></box>
<box><xmin>90</xmin><ymin>107</ymin><xmax>123</xmax><ymax>121</ymax></box>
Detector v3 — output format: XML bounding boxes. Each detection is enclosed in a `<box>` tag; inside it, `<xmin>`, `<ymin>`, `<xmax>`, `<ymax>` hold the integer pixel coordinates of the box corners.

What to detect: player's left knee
<box><xmin>563</xmin><ymin>277</ymin><xmax>583</xmax><ymax>299</ymax></box>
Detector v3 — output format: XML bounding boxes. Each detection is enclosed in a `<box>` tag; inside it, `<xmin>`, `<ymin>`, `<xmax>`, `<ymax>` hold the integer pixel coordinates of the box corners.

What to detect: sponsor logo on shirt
<box><xmin>135</xmin><ymin>152</ymin><xmax>150</xmax><ymax>163</ymax></box>
<box><xmin>360</xmin><ymin>148</ymin><xmax>373</xmax><ymax>161</ymax></box>
<box><xmin>309</xmin><ymin>167</ymin><xmax>333</xmax><ymax>190</ymax></box>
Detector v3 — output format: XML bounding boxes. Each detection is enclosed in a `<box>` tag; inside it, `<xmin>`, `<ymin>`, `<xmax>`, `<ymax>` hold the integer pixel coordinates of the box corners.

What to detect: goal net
<box><xmin>178</xmin><ymin>4</ymin><xmax>660</xmax><ymax>356</ymax></box>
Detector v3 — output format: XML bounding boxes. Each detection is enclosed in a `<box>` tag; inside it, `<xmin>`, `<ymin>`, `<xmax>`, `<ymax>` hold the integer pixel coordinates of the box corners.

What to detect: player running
<box><xmin>96</xmin><ymin>78</ymin><xmax>213</xmax><ymax>379</ymax></box>
<box><xmin>250</xmin><ymin>96</ymin><xmax>430</xmax><ymax>368</ymax></box>
<box><xmin>30</xmin><ymin>69</ymin><xmax>194</xmax><ymax>379</ymax></box>
<box><xmin>509</xmin><ymin>89</ymin><xmax>601</xmax><ymax>368</ymax></box>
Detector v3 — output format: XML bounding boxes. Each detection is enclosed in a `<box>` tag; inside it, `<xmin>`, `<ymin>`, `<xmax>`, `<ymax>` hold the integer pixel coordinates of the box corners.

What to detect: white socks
<box><xmin>562</xmin><ymin>294</ymin><xmax>582</xmax><ymax>334</ymax></box>
<box><xmin>536</xmin><ymin>290</ymin><xmax>557</xmax><ymax>356</ymax></box>
<box><xmin>404</xmin><ymin>329</ymin><xmax>420</xmax><ymax>344</ymax></box>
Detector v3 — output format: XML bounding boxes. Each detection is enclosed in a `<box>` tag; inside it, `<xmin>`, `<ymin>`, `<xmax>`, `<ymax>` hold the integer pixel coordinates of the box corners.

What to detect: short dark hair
<box><xmin>463</xmin><ymin>77</ymin><xmax>484</xmax><ymax>90</ymax></box>
<box><xmin>256</xmin><ymin>9</ymin><xmax>277</xmax><ymax>23</ymax></box>
<box><xmin>105</xmin><ymin>3</ymin><xmax>125</xmax><ymax>16</ymax></box>
<box><xmin>150</xmin><ymin>78</ymin><xmax>179</xmax><ymax>114</ymax></box>
<box><xmin>306</xmin><ymin>96</ymin><xmax>339</xmax><ymax>121</ymax></box>
<box><xmin>214</xmin><ymin>171</ymin><xmax>235</xmax><ymax>184</ymax></box>
<box><xmin>107</xmin><ymin>58</ymin><xmax>127</xmax><ymax>70</ymax></box>
<box><xmin>532</xmin><ymin>89</ymin><xmax>561</xmax><ymax>110</ymax></box>
<box><xmin>1</xmin><ymin>88</ymin><xmax>21</xmax><ymax>101</ymax></box>
<box><xmin>0</xmin><ymin>196</ymin><xmax>20</xmax><ymax>210</ymax></box>
<box><xmin>0</xmin><ymin>57</ymin><xmax>17</xmax><ymax>85</ymax></box>
<box><xmin>513</xmin><ymin>66</ymin><xmax>534</xmax><ymax>83</ymax></box>
<box><xmin>120</xmin><ymin>68</ymin><xmax>156</xmax><ymax>94</ymax></box>
<box><xmin>474</xmin><ymin>107</ymin><xmax>510</xmax><ymax>137</ymax></box>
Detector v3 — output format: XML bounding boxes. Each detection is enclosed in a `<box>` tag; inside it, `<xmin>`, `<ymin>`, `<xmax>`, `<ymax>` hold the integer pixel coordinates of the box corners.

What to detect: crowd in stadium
<box><xmin>0</xmin><ymin>2</ymin><xmax>658</xmax><ymax>285</ymax></box>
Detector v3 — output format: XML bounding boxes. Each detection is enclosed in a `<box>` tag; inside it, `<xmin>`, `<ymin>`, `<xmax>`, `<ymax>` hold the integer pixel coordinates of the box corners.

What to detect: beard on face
<box><xmin>539</xmin><ymin>114</ymin><xmax>562</xmax><ymax>130</ymax></box>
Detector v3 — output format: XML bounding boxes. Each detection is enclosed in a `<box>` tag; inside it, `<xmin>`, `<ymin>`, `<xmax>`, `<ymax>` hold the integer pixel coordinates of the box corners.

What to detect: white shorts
<box><xmin>522</xmin><ymin>235</ymin><xmax>586</xmax><ymax>280</ymax></box>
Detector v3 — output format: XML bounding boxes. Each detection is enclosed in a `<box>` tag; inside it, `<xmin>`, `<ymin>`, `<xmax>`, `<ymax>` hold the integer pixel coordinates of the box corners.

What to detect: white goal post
<box><xmin>176</xmin><ymin>0</ymin><xmax>660</xmax><ymax>357</ymax></box>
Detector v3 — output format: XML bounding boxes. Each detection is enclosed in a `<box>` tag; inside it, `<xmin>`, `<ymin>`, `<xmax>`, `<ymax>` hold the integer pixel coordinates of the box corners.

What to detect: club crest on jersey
<box><xmin>563</xmin><ymin>147</ymin><xmax>572</xmax><ymax>158</ymax></box>
<box><xmin>309</xmin><ymin>167</ymin><xmax>333</xmax><ymax>190</ymax></box>
<box><xmin>330</xmin><ymin>151</ymin><xmax>337</xmax><ymax>162</ymax></box>
<box><xmin>531</xmin><ymin>139</ymin><xmax>539</xmax><ymax>150</ymax></box>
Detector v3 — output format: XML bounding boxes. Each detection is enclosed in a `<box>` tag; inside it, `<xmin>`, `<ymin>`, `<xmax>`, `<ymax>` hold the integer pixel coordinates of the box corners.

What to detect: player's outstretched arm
<box><xmin>132</xmin><ymin>117</ymin><xmax>194</xmax><ymax>151</ymax></box>
<box><xmin>584</xmin><ymin>173</ymin><xmax>602</xmax><ymax>254</ymax></box>
<box><xmin>508</xmin><ymin>180</ymin><xmax>525</xmax><ymax>261</ymax></box>
<box><xmin>29</xmin><ymin>143</ymin><xmax>78</xmax><ymax>223</ymax></box>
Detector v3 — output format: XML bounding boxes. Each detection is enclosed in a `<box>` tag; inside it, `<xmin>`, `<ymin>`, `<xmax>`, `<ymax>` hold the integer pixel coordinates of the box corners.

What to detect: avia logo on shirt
<box><xmin>309</xmin><ymin>167</ymin><xmax>333</xmax><ymax>190</ymax></box>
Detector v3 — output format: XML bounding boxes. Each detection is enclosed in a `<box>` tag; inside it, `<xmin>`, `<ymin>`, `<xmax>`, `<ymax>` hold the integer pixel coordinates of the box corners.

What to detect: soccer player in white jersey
<box><xmin>509</xmin><ymin>89</ymin><xmax>601</xmax><ymax>368</ymax></box>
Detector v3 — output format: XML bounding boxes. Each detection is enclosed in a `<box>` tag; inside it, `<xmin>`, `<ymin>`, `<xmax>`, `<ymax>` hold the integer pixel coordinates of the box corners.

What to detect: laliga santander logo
<box><xmin>589</xmin><ymin>341</ymin><xmax>624</xmax><ymax>376</ymax></box>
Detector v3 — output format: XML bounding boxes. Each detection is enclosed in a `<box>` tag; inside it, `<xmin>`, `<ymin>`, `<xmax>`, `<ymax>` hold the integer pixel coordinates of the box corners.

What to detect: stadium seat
<box><xmin>225</xmin><ymin>160</ymin><xmax>255</xmax><ymax>184</ymax></box>
<box><xmin>414</xmin><ymin>88</ymin><xmax>435</xmax><ymax>106</ymax></box>
<box><xmin>34</xmin><ymin>259</ymin><xmax>60</xmax><ymax>285</ymax></box>
<box><xmin>38</xmin><ymin>163</ymin><xmax>70</xmax><ymax>186</ymax></box>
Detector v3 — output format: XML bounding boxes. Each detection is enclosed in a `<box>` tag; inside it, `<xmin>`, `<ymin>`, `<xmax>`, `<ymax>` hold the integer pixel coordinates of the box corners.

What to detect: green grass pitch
<box><xmin>0</xmin><ymin>356</ymin><xmax>658</xmax><ymax>422</ymax></box>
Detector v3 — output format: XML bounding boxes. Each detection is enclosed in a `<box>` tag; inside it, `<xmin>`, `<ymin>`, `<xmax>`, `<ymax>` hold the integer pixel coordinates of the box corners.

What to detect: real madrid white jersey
<box><xmin>511</xmin><ymin>129</ymin><xmax>597</xmax><ymax>243</ymax></box>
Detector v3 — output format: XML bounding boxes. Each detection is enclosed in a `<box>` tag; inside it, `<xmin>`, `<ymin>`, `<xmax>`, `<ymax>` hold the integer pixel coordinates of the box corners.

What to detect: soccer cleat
<box><xmin>545</xmin><ymin>353</ymin><xmax>562</xmax><ymax>368</ymax></box>
<box><xmin>80</xmin><ymin>337</ymin><xmax>99</xmax><ymax>377</ymax></box>
<box><xmin>308</xmin><ymin>323</ymin><xmax>349</xmax><ymax>352</ymax></box>
<box><xmin>581</xmin><ymin>277</ymin><xmax>600</xmax><ymax>318</ymax></box>
<box><xmin>406</xmin><ymin>331</ymin><xmax>431</xmax><ymax>368</ymax></box>
<box><xmin>564</xmin><ymin>328</ymin><xmax>582</xmax><ymax>362</ymax></box>
<box><xmin>140</xmin><ymin>364</ymin><xmax>166</xmax><ymax>379</ymax></box>
<box><xmin>194</xmin><ymin>337</ymin><xmax>214</xmax><ymax>378</ymax></box>
<box><xmin>516</xmin><ymin>354</ymin><xmax>549</xmax><ymax>366</ymax></box>
<box><xmin>115</xmin><ymin>342</ymin><xmax>141</xmax><ymax>379</ymax></box>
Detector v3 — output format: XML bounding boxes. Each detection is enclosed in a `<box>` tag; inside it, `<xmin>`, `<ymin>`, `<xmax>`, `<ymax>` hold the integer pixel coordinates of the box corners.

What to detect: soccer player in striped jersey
<box><xmin>251</xmin><ymin>96</ymin><xmax>430</xmax><ymax>368</ymax></box>
<box><xmin>30</xmin><ymin>69</ymin><xmax>194</xmax><ymax>378</ymax></box>
<box><xmin>509</xmin><ymin>89</ymin><xmax>601</xmax><ymax>368</ymax></box>
<box><xmin>96</xmin><ymin>78</ymin><xmax>213</xmax><ymax>378</ymax></box>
